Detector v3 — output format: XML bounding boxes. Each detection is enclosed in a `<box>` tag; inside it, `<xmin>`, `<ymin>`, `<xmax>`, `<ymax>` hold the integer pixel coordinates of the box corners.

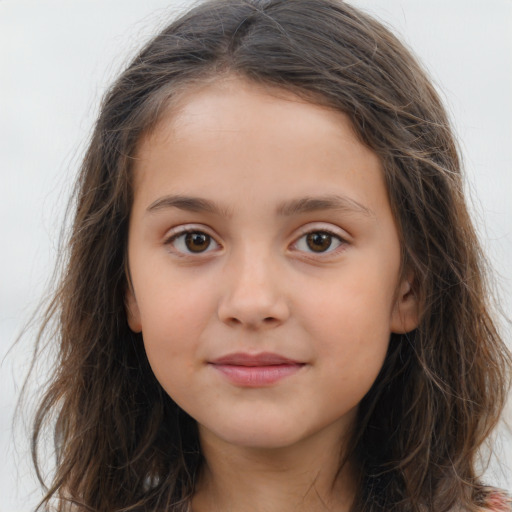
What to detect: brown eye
<box><xmin>184</xmin><ymin>232</ymin><xmax>212</xmax><ymax>252</ymax></box>
<box><xmin>306</xmin><ymin>232</ymin><xmax>334</xmax><ymax>252</ymax></box>
<box><xmin>293</xmin><ymin>230</ymin><xmax>344</xmax><ymax>255</ymax></box>
<box><xmin>167</xmin><ymin>230</ymin><xmax>220</xmax><ymax>255</ymax></box>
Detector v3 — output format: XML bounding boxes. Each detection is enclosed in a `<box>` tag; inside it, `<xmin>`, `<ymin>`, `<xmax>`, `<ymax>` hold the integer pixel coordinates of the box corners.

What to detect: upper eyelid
<box><xmin>164</xmin><ymin>228</ymin><xmax>222</xmax><ymax>257</ymax></box>
<box><xmin>163</xmin><ymin>224</ymin><xmax>219</xmax><ymax>241</ymax></box>
<box><xmin>292</xmin><ymin>222</ymin><xmax>350</xmax><ymax>240</ymax></box>
<box><xmin>288</xmin><ymin>224</ymin><xmax>351</xmax><ymax>256</ymax></box>
<box><xmin>163</xmin><ymin>225</ymin><xmax>223</xmax><ymax>254</ymax></box>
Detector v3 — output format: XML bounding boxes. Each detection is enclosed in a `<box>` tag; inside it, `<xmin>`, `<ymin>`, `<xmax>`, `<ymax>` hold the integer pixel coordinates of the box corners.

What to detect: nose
<box><xmin>217</xmin><ymin>247</ymin><xmax>290</xmax><ymax>329</ymax></box>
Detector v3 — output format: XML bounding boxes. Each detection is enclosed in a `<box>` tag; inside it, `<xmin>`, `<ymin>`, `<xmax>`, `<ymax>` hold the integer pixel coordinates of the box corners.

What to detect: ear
<box><xmin>125</xmin><ymin>284</ymin><xmax>142</xmax><ymax>333</ymax></box>
<box><xmin>390</xmin><ymin>277</ymin><xmax>420</xmax><ymax>334</ymax></box>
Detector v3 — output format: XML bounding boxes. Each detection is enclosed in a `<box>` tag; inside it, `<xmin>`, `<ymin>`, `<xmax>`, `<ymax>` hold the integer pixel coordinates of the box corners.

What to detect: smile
<box><xmin>209</xmin><ymin>352</ymin><xmax>305</xmax><ymax>387</ymax></box>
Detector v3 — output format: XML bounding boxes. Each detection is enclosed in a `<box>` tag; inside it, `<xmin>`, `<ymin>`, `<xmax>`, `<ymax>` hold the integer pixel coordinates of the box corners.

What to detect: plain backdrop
<box><xmin>1</xmin><ymin>1</ymin><xmax>511</xmax><ymax>510</ymax></box>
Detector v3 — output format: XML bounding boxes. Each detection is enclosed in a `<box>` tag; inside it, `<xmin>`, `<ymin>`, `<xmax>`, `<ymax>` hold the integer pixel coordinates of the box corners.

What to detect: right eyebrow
<box><xmin>146</xmin><ymin>195</ymin><xmax>231</xmax><ymax>217</ymax></box>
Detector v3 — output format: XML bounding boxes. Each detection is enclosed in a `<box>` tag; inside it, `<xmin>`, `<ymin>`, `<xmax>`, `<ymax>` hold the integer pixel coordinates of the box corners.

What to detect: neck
<box><xmin>191</xmin><ymin>424</ymin><xmax>356</xmax><ymax>512</ymax></box>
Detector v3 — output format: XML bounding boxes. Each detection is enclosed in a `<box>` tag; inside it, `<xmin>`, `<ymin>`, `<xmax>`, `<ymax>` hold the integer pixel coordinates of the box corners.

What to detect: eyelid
<box><xmin>289</xmin><ymin>223</ymin><xmax>350</xmax><ymax>256</ymax></box>
<box><xmin>163</xmin><ymin>223</ymin><xmax>217</xmax><ymax>240</ymax></box>
<box><xmin>163</xmin><ymin>224</ymin><xmax>222</xmax><ymax>256</ymax></box>
<box><xmin>293</xmin><ymin>222</ymin><xmax>350</xmax><ymax>241</ymax></box>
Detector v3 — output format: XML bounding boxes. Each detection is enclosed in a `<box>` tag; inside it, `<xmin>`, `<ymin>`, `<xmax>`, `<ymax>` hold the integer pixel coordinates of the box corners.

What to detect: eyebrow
<box><xmin>276</xmin><ymin>195</ymin><xmax>375</xmax><ymax>218</ymax></box>
<box><xmin>146</xmin><ymin>195</ymin><xmax>231</xmax><ymax>216</ymax></box>
<box><xmin>146</xmin><ymin>194</ymin><xmax>374</xmax><ymax>218</ymax></box>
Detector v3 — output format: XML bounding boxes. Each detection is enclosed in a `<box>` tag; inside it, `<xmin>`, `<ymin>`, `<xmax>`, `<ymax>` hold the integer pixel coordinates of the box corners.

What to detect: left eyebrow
<box><xmin>276</xmin><ymin>195</ymin><xmax>375</xmax><ymax>218</ymax></box>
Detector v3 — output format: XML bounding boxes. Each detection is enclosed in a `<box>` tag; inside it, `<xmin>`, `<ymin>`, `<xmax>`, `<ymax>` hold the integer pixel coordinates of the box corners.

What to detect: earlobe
<box><xmin>390</xmin><ymin>278</ymin><xmax>420</xmax><ymax>334</ymax></box>
<box><xmin>125</xmin><ymin>285</ymin><xmax>142</xmax><ymax>333</ymax></box>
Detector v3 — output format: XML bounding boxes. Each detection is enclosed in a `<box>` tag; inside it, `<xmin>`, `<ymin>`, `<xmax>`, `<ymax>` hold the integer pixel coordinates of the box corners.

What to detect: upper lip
<box><xmin>210</xmin><ymin>352</ymin><xmax>302</xmax><ymax>366</ymax></box>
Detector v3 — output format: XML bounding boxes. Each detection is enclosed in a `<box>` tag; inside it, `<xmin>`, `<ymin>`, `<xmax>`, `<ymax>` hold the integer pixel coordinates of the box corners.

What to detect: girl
<box><xmin>29</xmin><ymin>0</ymin><xmax>511</xmax><ymax>510</ymax></box>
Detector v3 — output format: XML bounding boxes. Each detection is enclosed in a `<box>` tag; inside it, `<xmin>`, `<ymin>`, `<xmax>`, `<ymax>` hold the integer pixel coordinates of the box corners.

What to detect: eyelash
<box><xmin>291</xmin><ymin>229</ymin><xmax>347</xmax><ymax>255</ymax></box>
<box><xmin>165</xmin><ymin>229</ymin><xmax>220</xmax><ymax>256</ymax></box>
<box><xmin>164</xmin><ymin>226</ymin><xmax>348</xmax><ymax>257</ymax></box>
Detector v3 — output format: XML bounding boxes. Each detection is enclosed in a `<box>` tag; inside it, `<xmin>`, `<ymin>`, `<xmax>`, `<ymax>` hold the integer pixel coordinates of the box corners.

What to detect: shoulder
<box><xmin>481</xmin><ymin>490</ymin><xmax>512</xmax><ymax>512</ymax></box>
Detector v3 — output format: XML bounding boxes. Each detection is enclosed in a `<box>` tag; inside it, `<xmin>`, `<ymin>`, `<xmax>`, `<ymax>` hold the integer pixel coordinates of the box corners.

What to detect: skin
<box><xmin>126</xmin><ymin>76</ymin><xmax>419</xmax><ymax>511</ymax></box>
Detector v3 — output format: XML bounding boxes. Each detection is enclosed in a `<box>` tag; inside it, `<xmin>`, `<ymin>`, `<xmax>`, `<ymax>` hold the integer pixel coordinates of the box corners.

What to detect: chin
<box><xmin>200</xmin><ymin>418</ymin><xmax>313</xmax><ymax>451</ymax></box>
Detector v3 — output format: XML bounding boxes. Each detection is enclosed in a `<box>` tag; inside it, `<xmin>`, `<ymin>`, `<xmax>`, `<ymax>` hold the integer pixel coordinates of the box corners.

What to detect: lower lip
<box><xmin>211</xmin><ymin>364</ymin><xmax>304</xmax><ymax>387</ymax></box>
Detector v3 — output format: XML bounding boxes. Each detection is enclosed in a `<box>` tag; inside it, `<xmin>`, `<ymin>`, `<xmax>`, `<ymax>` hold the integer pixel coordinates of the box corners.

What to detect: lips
<box><xmin>209</xmin><ymin>352</ymin><xmax>305</xmax><ymax>387</ymax></box>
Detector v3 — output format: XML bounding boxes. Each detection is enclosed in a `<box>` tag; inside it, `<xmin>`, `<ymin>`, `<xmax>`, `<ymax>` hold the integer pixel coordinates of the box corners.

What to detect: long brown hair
<box><xmin>30</xmin><ymin>0</ymin><xmax>511</xmax><ymax>510</ymax></box>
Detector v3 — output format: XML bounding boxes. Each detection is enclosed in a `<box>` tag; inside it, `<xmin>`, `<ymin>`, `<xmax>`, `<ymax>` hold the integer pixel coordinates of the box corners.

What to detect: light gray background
<box><xmin>1</xmin><ymin>1</ymin><xmax>511</xmax><ymax>510</ymax></box>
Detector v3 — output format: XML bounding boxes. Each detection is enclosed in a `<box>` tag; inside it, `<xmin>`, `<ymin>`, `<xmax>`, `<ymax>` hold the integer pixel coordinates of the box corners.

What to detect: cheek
<box><xmin>136</xmin><ymin>287</ymin><xmax>214</xmax><ymax>381</ymax></box>
<box><xmin>302</xmin><ymin>272</ymin><xmax>397</xmax><ymax>338</ymax></box>
<box><xmin>315</xmin><ymin>302</ymin><xmax>391</xmax><ymax>409</ymax></box>
<box><xmin>141</xmin><ymin>324</ymin><xmax>201</xmax><ymax>410</ymax></box>
<box><xmin>300</xmin><ymin>265</ymin><xmax>396</xmax><ymax>379</ymax></box>
<box><xmin>137</xmin><ymin>263</ymin><xmax>216</xmax><ymax>331</ymax></box>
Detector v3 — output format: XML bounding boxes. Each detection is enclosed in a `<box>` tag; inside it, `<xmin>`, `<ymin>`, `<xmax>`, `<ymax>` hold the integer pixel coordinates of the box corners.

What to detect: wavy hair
<box><xmin>30</xmin><ymin>0</ymin><xmax>511</xmax><ymax>510</ymax></box>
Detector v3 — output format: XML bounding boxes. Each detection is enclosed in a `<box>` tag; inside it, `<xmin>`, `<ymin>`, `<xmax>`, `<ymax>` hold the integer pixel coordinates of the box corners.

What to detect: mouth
<box><xmin>209</xmin><ymin>352</ymin><xmax>306</xmax><ymax>387</ymax></box>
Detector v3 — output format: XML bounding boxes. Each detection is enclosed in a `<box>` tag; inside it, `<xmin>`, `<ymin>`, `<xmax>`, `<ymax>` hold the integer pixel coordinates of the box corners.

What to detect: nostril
<box><xmin>263</xmin><ymin>317</ymin><xmax>277</xmax><ymax>323</ymax></box>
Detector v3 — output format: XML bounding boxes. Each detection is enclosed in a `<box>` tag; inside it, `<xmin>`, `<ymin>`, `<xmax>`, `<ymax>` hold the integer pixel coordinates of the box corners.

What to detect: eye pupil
<box><xmin>185</xmin><ymin>232</ymin><xmax>211</xmax><ymax>252</ymax></box>
<box><xmin>306</xmin><ymin>232</ymin><xmax>332</xmax><ymax>252</ymax></box>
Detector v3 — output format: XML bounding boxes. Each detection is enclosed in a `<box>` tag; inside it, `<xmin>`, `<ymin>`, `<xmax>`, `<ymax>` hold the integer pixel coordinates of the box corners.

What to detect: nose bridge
<box><xmin>218</xmin><ymin>239</ymin><xmax>288</xmax><ymax>328</ymax></box>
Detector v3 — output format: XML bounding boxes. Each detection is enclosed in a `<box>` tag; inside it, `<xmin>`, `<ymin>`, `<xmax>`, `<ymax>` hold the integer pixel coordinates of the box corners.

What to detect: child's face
<box><xmin>126</xmin><ymin>77</ymin><xmax>418</xmax><ymax>451</ymax></box>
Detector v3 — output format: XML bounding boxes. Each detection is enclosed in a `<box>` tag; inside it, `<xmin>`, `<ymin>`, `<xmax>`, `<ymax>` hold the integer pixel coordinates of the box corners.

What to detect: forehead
<box><xmin>132</xmin><ymin>76</ymin><xmax>389</xmax><ymax>218</ymax></box>
<box><xmin>139</xmin><ymin>76</ymin><xmax>361</xmax><ymax>152</ymax></box>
